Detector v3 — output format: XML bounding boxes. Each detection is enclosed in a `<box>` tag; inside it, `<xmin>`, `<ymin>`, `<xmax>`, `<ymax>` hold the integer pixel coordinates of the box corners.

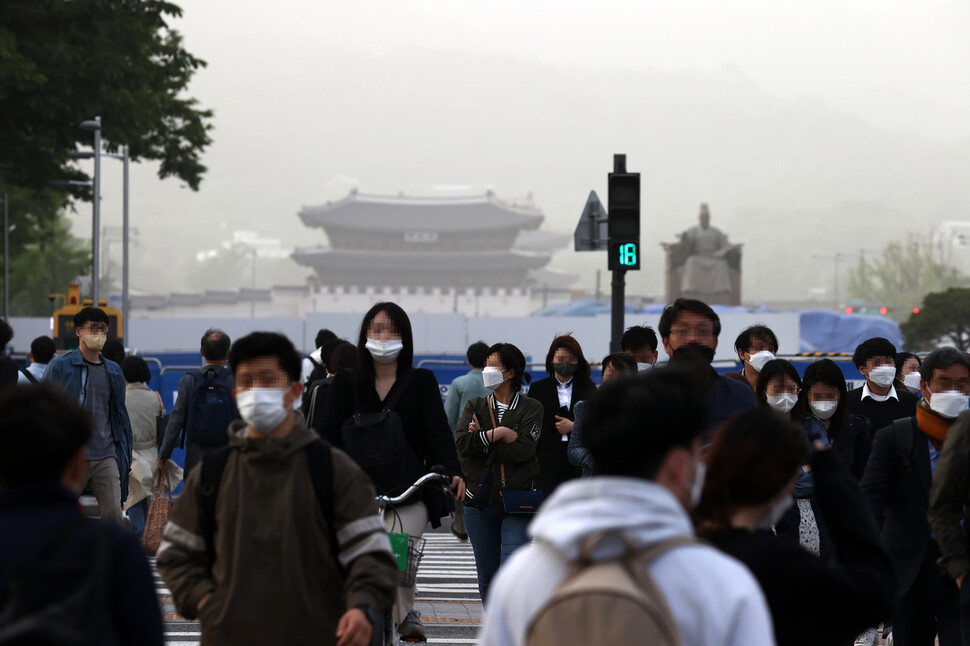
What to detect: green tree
<box><xmin>4</xmin><ymin>187</ymin><xmax>91</xmax><ymax>316</ymax></box>
<box><xmin>0</xmin><ymin>0</ymin><xmax>213</xmax><ymax>193</ymax></box>
<box><xmin>847</xmin><ymin>236</ymin><xmax>966</xmax><ymax>321</ymax></box>
<box><xmin>901</xmin><ymin>287</ymin><xmax>970</xmax><ymax>352</ymax></box>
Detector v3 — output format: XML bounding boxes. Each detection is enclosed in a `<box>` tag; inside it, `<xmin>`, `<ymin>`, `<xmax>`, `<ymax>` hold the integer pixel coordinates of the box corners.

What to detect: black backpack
<box><xmin>340</xmin><ymin>369</ymin><xmax>422</xmax><ymax>496</ymax></box>
<box><xmin>182</xmin><ymin>367</ymin><xmax>239</xmax><ymax>448</ymax></box>
<box><xmin>0</xmin><ymin>517</ymin><xmax>117</xmax><ymax>646</ymax></box>
<box><xmin>199</xmin><ymin>439</ymin><xmax>336</xmax><ymax>567</ymax></box>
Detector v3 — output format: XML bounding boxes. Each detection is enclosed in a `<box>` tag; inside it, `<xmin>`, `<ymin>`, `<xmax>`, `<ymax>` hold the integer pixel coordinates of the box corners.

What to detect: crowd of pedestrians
<box><xmin>2</xmin><ymin>297</ymin><xmax>970</xmax><ymax>646</ymax></box>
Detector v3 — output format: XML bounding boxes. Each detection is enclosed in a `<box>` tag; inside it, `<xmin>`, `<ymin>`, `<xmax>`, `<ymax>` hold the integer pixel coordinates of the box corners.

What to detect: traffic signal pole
<box><xmin>611</xmin><ymin>266</ymin><xmax>626</xmax><ymax>353</ymax></box>
<box><xmin>608</xmin><ymin>154</ymin><xmax>639</xmax><ymax>353</ymax></box>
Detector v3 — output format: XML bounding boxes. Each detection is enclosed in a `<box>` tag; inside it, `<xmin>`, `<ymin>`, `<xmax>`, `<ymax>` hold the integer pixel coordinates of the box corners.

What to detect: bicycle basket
<box><xmin>391</xmin><ymin>534</ymin><xmax>425</xmax><ymax>588</ymax></box>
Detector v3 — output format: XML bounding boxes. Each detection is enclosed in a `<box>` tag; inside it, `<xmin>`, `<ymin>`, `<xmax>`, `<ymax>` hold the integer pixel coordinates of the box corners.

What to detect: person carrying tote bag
<box><xmin>455</xmin><ymin>342</ymin><xmax>544</xmax><ymax>604</ymax></box>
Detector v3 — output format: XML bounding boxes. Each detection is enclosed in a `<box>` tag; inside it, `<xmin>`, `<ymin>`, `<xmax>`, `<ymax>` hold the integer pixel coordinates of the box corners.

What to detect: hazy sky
<box><xmin>79</xmin><ymin>1</ymin><xmax>970</xmax><ymax>302</ymax></box>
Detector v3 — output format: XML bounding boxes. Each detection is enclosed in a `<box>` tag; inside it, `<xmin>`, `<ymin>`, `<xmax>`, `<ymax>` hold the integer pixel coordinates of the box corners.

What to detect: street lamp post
<box><xmin>79</xmin><ymin>117</ymin><xmax>102</xmax><ymax>306</ymax></box>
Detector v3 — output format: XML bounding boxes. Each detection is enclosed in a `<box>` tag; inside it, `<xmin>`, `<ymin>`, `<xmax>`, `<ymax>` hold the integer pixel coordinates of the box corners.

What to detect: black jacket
<box><xmin>859</xmin><ymin>415</ymin><xmax>934</xmax><ymax>598</ymax></box>
<box><xmin>527</xmin><ymin>375</ymin><xmax>597</xmax><ymax>497</ymax></box>
<box><xmin>0</xmin><ymin>482</ymin><xmax>164</xmax><ymax>645</ymax></box>
<box><xmin>712</xmin><ymin>450</ymin><xmax>895</xmax><ymax>646</ymax></box>
<box><xmin>319</xmin><ymin>367</ymin><xmax>462</xmax><ymax>527</ymax></box>
<box><xmin>847</xmin><ymin>387</ymin><xmax>919</xmax><ymax>439</ymax></box>
<box><xmin>828</xmin><ymin>413</ymin><xmax>873</xmax><ymax>481</ymax></box>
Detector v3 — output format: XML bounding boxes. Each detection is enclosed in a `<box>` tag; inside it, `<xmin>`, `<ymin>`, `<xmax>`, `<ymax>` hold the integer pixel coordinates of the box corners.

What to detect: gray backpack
<box><xmin>526</xmin><ymin>532</ymin><xmax>692</xmax><ymax>646</ymax></box>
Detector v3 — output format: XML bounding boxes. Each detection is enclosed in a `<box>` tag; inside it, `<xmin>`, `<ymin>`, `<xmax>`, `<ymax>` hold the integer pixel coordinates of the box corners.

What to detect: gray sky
<box><xmin>81</xmin><ymin>0</ymin><xmax>970</xmax><ymax>302</ymax></box>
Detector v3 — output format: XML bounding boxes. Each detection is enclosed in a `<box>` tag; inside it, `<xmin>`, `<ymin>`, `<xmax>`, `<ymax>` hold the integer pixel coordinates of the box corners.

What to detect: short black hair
<box><xmin>201</xmin><ymin>328</ymin><xmax>231</xmax><ymax>362</ymax></box>
<box><xmin>315</xmin><ymin>328</ymin><xmax>337</xmax><ymax>350</ymax></box>
<box><xmin>73</xmin><ymin>307</ymin><xmax>108</xmax><ymax>328</ymax></box>
<box><xmin>121</xmin><ymin>355</ymin><xmax>152</xmax><ymax>384</ymax></box>
<box><xmin>621</xmin><ymin>325</ymin><xmax>658</xmax><ymax>353</ymax></box>
<box><xmin>895</xmin><ymin>352</ymin><xmax>922</xmax><ymax>374</ymax></box>
<box><xmin>920</xmin><ymin>347</ymin><xmax>970</xmax><ymax>383</ymax></box>
<box><xmin>486</xmin><ymin>343</ymin><xmax>531</xmax><ymax>393</ymax></box>
<box><xmin>658</xmin><ymin>298</ymin><xmax>721</xmax><ymax>340</ymax></box>
<box><xmin>466</xmin><ymin>341</ymin><xmax>489</xmax><ymax>369</ymax></box>
<box><xmin>734</xmin><ymin>325</ymin><xmax>779</xmax><ymax>354</ymax></box>
<box><xmin>601</xmin><ymin>352</ymin><xmax>638</xmax><ymax>374</ymax></box>
<box><xmin>229</xmin><ymin>332</ymin><xmax>302</xmax><ymax>383</ymax></box>
<box><xmin>583</xmin><ymin>367</ymin><xmax>708</xmax><ymax>479</ymax></box>
<box><xmin>101</xmin><ymin>338</ymin><xmax>126</xmax><ymax>365</ymax></box>
<box><xmin>0</xmin><ymin>318</ymin><xmax>12</xmax><ymax>348</ymax></box>
<box><xmin>319</xmin><ymin>337</ymin><xmax>341</xmax><ymax>371</ymax></box>
<box><xmin>30</xmin><ymin>336</ymin><xmax>56</xmax><ymax>364</ymax></box>
<box><xmin>755</xmin><ymin>359</ymin><xmax>801</xmax><ymax>406</ymax></box>
<box><xmin>0</xmin><ymin>384</ymin><xmax>92</xmax><ymax>485</ymax></box>
<box><xmin>852</xmin><ymin>337</ymin><xmax>898</xmax><ymax>369</ymax></box>
<box><xmin>329</xmin><ymin>341</ymin><xmax>359</xmax><ymax>374</ymax></box>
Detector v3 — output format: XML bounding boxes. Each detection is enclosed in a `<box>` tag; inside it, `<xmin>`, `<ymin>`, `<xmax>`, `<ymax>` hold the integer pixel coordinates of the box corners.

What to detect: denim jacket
<box><xmin>44</xmin><ymin>350</ymin><xmax>133</xmax><ymax>500</ymax></box>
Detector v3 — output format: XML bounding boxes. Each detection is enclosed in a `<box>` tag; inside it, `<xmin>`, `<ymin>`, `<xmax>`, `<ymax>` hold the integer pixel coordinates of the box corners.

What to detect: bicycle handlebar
<box><xmin>376</xmin><ymin>471</ymin><xmax>452</xmax><ymax>507</ymax></box>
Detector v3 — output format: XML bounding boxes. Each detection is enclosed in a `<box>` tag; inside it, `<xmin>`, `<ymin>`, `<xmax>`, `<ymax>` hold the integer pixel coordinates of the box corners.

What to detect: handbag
<box><xmin>143</xmin><ymin>462</ymin><xmax>174</xmax><ymax>555</ymax></box>
<box><xmin>484</xmin><ymin>396</ymin><xmax>544</xmax><ymax>514</ymax></box>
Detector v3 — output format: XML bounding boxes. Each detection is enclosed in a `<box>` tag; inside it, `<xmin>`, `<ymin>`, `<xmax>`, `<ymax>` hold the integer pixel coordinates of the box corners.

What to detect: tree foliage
<box><xmin>847</xmin><ymin>237</ymin><xmax>966</xmax><ymax>321</ymax></box>
<box><xmin>3</xmin><ymin>187</ymin><xmax>91</xmax><ymax>316</ymax></box>
<box><xmin>901</xmin><ymin>288</ymin><xmax>970</xmax><ymax>352</ymax></box>
<box><xmin>0</xmin><ymin>0</ymin><xmax>213</xmax><ymax>194</ymax></box>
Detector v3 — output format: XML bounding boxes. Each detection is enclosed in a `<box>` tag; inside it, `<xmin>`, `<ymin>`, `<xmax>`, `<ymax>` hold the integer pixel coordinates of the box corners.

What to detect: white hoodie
<box><xmin>480</xmin><ymin>477</ymin><xmax>776</xmax><ymax>646</ymax></box>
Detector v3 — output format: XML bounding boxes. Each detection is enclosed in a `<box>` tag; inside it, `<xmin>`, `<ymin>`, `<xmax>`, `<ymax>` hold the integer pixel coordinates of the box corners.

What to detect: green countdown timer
<box><xmin>609</xmin><ymin>241</ymin><xmax>640</xmax><ymax>270</ymax></box>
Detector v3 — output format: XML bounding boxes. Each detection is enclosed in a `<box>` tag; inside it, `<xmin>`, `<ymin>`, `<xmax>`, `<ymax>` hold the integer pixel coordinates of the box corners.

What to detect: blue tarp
<box><xmin>530</xmin><ymin>301</ymin><xmax>905</xmax><ymax>353</ymax></box>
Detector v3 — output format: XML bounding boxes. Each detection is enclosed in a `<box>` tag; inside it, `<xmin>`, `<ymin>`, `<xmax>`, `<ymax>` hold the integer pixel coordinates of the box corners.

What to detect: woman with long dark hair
<box><xmin>455</xmin><ymin>342</ymin><xmax>542</xmax><ymax>603</ymax></box>
<box><xmin>319</xmin><ymin>302</ymin><xmax>464</xmax><ymax>641</ymax></box>
<box><xmin>527</xmin><ymin>334</ymin><xmax>596</xmax><ymax>497</ymax></box>
<box><xmin>795</xmin><ymin>358</ymin><xmax>872</xmax><ymax>481</ymax></box>
<box><xmin>696</xmin><ymin>408</ymin><xmax>894</xmax><ymax>646</ymax></box>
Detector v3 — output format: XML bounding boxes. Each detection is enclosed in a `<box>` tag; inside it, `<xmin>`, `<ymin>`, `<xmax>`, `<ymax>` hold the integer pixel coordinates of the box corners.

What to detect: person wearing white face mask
<box><xmin>735</xmin><ymin>325</ymin><xmax>780</xmax><ymax>393</ymax></box>
<box><xmin>481</xmin><ymin>367</ymin><xmax>777</xmax><ymax>646</ymax></box>
<box><xmin>696</xmin><ymin>408</ymin><xmax>895</xmax><ymax>646</ymax></box>
<box><xmin>861</xmin><ymin>347</ymin><xmax>970</xmax><ymax>646</ymax></box>
<box><xmin>157</xmin><ymin>331</ymin><xmax>398</xmax><ymax>646</ymax></box>
<box><xmin>895</xmin><ymin>352</ymin><xmax>924</xmax><ymax>395</ymax></box>
<box><xmin>319</xmin><ymin>302</ymin><xmax>465</xmax><ymax>641</ymax></box>
<box><xmin>847</xmin><ymin>337</ymin><xmax>920</xmax><ymax>440</ymax></box>
<box><xmin>797</xmin><ymin>359</ymin><xmax>873</xmax><ymax>482</ymax></box>
<box><xmin>756</xmin><ymin>359</ymin><xmax>826</xmax><ymax>555</ymax></box>
<box><xmin>44</xmin><ymin>307</ymin><xmax>132</xmax><ymax>523</ymax></box>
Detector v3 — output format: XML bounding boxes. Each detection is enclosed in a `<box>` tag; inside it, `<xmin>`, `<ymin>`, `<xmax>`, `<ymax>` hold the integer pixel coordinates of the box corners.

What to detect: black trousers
<box><xmin>895</xmin><ymin>544</ymin><xmax>960</xmax><ymax>646</ymax></box>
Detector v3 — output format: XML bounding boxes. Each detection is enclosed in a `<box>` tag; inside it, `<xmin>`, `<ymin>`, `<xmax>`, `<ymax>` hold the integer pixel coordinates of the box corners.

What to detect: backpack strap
<box><xmin>306</xmin><ymin>439</ymin><xmax>335</xmax><ymax>530</ymax></box>
<box><xmin>306</xmin><ymin>384</ymin><xmax>320</xmax><ymax>429</ymax></box>
<box><xmin>19</xmin><ymin>367</ymin><xmax>38</xmax><ymax>384</ymax></box>
<box><xmin>199</xmin><ymin>446</ymin><xmax>232</xmax><ymax>568</ymax></box>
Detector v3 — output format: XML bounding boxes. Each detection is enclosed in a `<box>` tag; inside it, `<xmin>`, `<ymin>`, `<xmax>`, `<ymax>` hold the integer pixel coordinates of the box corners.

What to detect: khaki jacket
<box><xmin>156</xmin><ymin>419</ymin><xmax>396</xmax><ymax>646</ymax></box>
<box><xmin>455</xmin><ymin>393</ymin><xmax>543</xmax><ymax>507</ymax></box>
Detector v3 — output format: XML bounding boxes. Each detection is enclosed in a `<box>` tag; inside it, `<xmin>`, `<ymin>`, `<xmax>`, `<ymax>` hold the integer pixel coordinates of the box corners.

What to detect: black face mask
<box><xmin>670</xmin><ymin>343</ymin><xmax>716</xmax><ymax>366</ymax></box>
<box><xmin>553</xmin><ymin>362</ymin><xmax>579</xmax><ymax>378</ymax></box>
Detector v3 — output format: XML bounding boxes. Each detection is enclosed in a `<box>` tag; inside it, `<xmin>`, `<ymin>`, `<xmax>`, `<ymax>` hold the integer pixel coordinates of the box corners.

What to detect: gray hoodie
<box><xmin>480</xmin><ymin>476</ymin><xmax>776</xmax><ymax>646</ymax></box>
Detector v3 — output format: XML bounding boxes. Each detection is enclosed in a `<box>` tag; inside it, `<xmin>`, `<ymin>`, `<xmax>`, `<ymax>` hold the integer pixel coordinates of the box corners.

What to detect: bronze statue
<box><xmin>662</xmin><ymin>204</ymin><xmax>743</xmax><ymax>305</ymax></box>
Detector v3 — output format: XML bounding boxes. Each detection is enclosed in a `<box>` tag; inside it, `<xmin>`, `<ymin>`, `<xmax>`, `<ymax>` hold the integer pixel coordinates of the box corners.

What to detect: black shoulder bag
<box><xmin>339</xmin><ymin>368</ymin><xmax>422</xmax><ymax>495</ymax></box>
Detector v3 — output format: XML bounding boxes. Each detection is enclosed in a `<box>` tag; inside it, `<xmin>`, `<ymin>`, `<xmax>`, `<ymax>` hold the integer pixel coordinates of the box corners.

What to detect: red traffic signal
<box><xmin>913</xmin><ymin>307</ymin><xmax>920</xmax><ymax>314</ymax></box>
<box><xmin>879</xmin><ymin>307</ymin><xmax>888</xmax><ymax>315</ymax></box>
<box><xmin>845</xmin><ymin>306</ymin><xmax>854</xmax><ymax>314</ymax></box>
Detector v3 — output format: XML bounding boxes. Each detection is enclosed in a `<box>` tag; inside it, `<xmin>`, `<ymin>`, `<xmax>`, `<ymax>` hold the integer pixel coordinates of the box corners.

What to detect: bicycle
<box><xmin>373</xmin><ymin>468</ymin><xmax>455</xmax><ymax>646</ymax></box>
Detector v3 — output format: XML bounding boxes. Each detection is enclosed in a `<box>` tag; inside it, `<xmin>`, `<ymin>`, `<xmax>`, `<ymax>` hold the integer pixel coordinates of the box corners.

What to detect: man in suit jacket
<box><xmin>849</xmin><ymin>337</ymin><xmax>920</xmax><ymax>438</ymax></box>
<box><xmin>860</xmin><ymin>347</ymin><xmax>970</xmax><ymax>646</ymax></box>
<box><xmin>658</xmin><ymin>298</ymin><xmax>756</xmax><ymax>440</ymax></box>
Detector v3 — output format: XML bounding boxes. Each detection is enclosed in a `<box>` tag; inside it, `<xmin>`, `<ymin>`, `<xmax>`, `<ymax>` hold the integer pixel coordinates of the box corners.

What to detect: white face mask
<box><xmin>365</xmin><ymin>338</ymin><xmax>403</xmax><ymax>364</ymax></box>
<box><xmin>482</xmin><ymin>367</ymin><xmax>506</xmax><ymax>391</ymax></box>
<box><xmin>689</xmin><ymin>461</ymin><xmax>706</xmax><ymax>509</ymax></box>
<box><xmin>927</xmin><ymin>388</ymin><xmax>970</xmax><ymax>420</ymax></box>
<box><xmin>810</xmin><ymin>400</ymin><xmax>838</xmax><ymax>420</ymax></box>
<box><xmin>766</xmin><ymin>393</ymin><xmax>798</xmax><ymax>415</ymax></box>
<box><xmin>236</xmin><ymin>388</ymin><xmax>290</xmax><ymax>434</ymax></box>
<box><xmin>747</xmin><ymin>351</ymin><xmax>775</xmax><ymax>373</ymax></box>
<box><xmin>757</xmin><ymin>495</ymin><xmax>794</xmax><ymax>529</ymax></box>
<box><xmin>637</xmin><ymin>362</ymin><xmax>652</xmax><ymax>373</ymax></box>
<box><xmin>903</xmin><ymin>372</ymin><xmax>922</xmax><ymax>392</ymax></box>
<box><xmin>868</xmin><ymin>365</ymin><xmax>897</xmax><ymax>388</ymax></box>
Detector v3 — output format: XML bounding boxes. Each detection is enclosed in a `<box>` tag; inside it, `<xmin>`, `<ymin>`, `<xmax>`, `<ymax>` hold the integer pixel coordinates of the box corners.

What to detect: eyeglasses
<box><xmin>669</xmin><ymin>325</ymin><xmax>714</xmax><ymax>339</ymax></box>
<box><xmin>81</xmin><ymin>324</ymin><xmax>108</xmax><ymax>333</ymax></box>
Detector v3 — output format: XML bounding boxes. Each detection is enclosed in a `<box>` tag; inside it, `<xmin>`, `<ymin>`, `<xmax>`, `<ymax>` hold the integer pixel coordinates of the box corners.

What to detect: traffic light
<box><xmin>607</xmin><ymin>156</ymin><xmax>640</xmax><ymax>271</ymax></box>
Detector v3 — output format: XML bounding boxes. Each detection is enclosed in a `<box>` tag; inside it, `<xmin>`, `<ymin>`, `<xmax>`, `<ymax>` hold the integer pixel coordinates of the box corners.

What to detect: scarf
<box><xmin>916</xmin><ymin>403</ymin><xmax>952</xmax><ymax>449</ymax></box>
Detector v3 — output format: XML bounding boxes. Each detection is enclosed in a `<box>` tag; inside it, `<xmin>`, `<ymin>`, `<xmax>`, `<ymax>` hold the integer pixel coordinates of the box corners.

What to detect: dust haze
<box><xmin>80</xmin><ymin>0</ymin><xmax>970</xmax><ymax>305</ymax></box>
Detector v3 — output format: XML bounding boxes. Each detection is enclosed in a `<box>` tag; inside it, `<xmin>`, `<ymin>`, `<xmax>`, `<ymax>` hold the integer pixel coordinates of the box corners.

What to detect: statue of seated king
<box><xmin>661</xmin><ymin>203</ymin><xmax>743</xmax><ymax>305</ymax></box>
